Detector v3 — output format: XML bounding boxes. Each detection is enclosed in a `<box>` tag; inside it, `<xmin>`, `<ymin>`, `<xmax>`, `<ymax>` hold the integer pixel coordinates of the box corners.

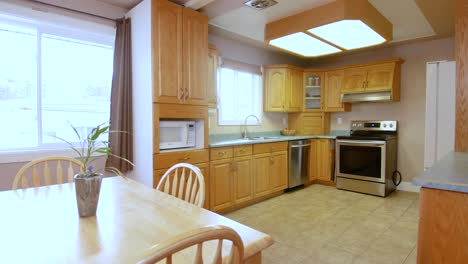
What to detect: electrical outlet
<box><xmin>337</xmin><ymin>117</ymin><xmax>343</xmax><ymax>125</ymax></box>
<box><xmin>282</xmin><ymin>117</ymin><xmax>287</xmax><ymax>126</ymax></box>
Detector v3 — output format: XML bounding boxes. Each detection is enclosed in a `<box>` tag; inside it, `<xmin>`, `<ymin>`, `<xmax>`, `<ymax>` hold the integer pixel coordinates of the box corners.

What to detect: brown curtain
<box><xmin>106</xmin><ymin>18</ymin><xmax>133</xmax><ymax>173</ymax></box>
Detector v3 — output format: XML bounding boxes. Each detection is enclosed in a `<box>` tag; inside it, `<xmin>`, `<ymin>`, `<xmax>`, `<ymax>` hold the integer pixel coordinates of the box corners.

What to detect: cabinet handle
<box><xmin>185</xmin><ymin>88</ymin><xmax>189</xmax><ymax>101</ymax></box>
<box><xmin>218</xmin><ymin>151</ymin><xmax>226</xmax><ymax>156</ymax></box>
<box><xmin>178</xmin><ymin>157</ymin><xmax>190</xmax><ymax>161</ymax></box>
<box><xmin>270</xmin><ymin>147</ymin><xmax>275</xmax><ymax>152</ymax></box>
<box><xmin>179</xmin><ymin>88</ymin><xmax>184</xmax><ymax>102</ymax></box>
<box><xmin>231</xmin><ymin>159</ymin><xmax>237</xmax><ymax>171</ymax></box>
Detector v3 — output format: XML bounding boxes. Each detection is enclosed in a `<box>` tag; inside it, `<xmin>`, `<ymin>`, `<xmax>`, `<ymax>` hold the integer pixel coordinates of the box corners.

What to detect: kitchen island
<box><xmin>412</xmin><ymin>152</ymin><xmax>468</xmax><ymax>264</ymax></box>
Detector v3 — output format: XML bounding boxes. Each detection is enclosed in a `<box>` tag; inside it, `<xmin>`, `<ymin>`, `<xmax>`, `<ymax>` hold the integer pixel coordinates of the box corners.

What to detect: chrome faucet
<box><xmin>242</xmin><ymin>114</ymin><xmax>260</xmax><ymax>139</ymax></box>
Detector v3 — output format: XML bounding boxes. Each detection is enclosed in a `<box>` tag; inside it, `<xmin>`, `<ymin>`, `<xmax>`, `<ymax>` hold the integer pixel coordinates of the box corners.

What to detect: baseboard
<box><xmin>397</xmin><ymin>181</ymin><xmax>421</xmax><ymax>193</ymax></box>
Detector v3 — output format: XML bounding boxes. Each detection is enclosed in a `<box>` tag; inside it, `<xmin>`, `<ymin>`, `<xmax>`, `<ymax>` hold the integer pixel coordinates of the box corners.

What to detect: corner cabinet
<box><xmin>264</xmin><ymin>65</ymin><xmax>303</xmax><ymax>112</ymax></box>
<box><xmin>341</xmin><ymin>59</ymin><xmax>403</xmax><ymax>101</ymax></box>
<box><xmin>152</xmin><ymin>0</ymin><xmax>208</xmax><ymax>105</ymax></box>
<box><xmin>324</xmin><ymin>70</ymin><xmax>351</xmax><ymax>112</ymax></box>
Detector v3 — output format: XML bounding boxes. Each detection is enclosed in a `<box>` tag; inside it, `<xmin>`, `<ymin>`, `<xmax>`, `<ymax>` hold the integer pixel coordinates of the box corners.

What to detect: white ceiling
<box><xmin>209</xmin><ymin>0</ymin><xmax>436</xmax><ymax>44</ymax></box>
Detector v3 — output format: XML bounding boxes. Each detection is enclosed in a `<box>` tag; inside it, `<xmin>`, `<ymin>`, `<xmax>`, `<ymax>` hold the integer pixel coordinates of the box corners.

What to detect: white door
<box><xmin>424</xmin><ymin>61</ymin><xmax>456</xmax><ymax>169</ymax></box>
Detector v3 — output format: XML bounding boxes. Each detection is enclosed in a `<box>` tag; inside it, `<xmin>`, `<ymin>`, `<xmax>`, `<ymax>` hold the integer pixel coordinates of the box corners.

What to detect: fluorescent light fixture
<box><xmin>269</xmin><ymin>32</ymin><xmax>341</xmax><ymax>57</ymax></box>
<box><xmin>308</xmin><ymin>20</ymin><xmax>386</xmax><ymax>50</ymax></box>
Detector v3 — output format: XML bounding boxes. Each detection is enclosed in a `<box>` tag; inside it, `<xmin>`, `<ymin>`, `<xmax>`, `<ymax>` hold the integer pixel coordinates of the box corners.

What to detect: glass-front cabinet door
<box><xmin>304</xmin><ymin>72</ymin><xmax>323</xmax><ymax>111</ymax></box>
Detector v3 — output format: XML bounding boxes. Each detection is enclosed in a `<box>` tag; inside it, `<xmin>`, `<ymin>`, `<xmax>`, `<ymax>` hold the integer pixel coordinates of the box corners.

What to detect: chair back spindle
<box><xmin>156</xmin><ymin>163</ymin><xmax>205</xmax><ymax>208</ymax></box>
<box><xmin>12</xmin><ymin>157</ymin><xmax>83</xmax><ymax>190</ymax></box>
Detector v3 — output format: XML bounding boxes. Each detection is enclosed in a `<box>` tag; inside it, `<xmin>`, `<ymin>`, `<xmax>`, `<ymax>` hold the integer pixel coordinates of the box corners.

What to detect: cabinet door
<box><xmin>342</xmin><ymin>67</ymin><xmax>367</xmax><ymax>93</ymax></box>
<box><xmin>365</xmin><ymin>63</ymin><xmax>395</xmax><ymax>92</ymax></box>
<box><xmin>317</xmin><ymin>139</ymin><xmax>332</xmax><ymax>181</ymax></box>
<box><xmin>309</xmin><ymin>139</ymin><xmax>319</xmax><ymax>181</ymax></box>
<box><xmin>324</xmin><ymin>70</ymin><xmax>351</xmax><ymax>112</ymax></box>
<box><xmin>233</xmin><ymin>156</ymin><xmax>253</xmax><ymax>204</ymax></box>
<box><xmin>210</xmin><ymin>159</ymin><xmax>233</xmax><ymax>211</ymax></box>
<box><xmin>207</xmin><ymin>45</ymin><xmax>218</xmax><ymax>106</ymax></box>
<box><xmin>264</xmin><ymin>68</ymin><xmax>286</xmax><ymax>112</ymax></box>
<box><xmin>286</xmin><ymin>69</ymin><xmax>303</xmax><ymax>112</ymax></box>
<box><xmin>154</xmin><ymin>0</ymin><xmax>183</xmax><ymax>104</ymax></box>
<box><xmin>182</xmin><ymin>8</ymin><xmax>208</xmax><ymax>105</ymax></box>
<box><xmin>302</xmin><ymin>114</ymin><xmax>325</xmax><ymax>135</ymax></box>
<box><xmin>253</xmin><ymin>153</ymin><xmax>272</xmax><ymax>198</ymax></box>
<box><xmin>270</xmin><ymin>151</ymin><xmax>288</xmax><ymax>192</ymax></box>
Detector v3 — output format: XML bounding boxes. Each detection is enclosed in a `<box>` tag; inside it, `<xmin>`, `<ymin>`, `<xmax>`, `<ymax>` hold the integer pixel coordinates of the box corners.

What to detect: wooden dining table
<box><xmin>0</xmin><ymin>176</ymin><xmax>273</xmax><ymax>263</ymax></box>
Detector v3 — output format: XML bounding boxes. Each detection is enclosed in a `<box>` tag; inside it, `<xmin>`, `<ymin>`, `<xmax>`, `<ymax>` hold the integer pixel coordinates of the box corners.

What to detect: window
<box><xmin>0</xmin><ymin>18</ymin><xmax>114</xmax><ymax>151</ymax></box>
<box><xmin>217</xmin><ymin>61</ymin><xmax>262</xmax><ymax>126</ymax></box>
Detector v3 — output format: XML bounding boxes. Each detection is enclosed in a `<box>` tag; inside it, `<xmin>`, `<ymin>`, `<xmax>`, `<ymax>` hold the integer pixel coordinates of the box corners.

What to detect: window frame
<box><xmin>0</xmin><ymin>16</ymin><xmax>114</xmax><ymax>161</ymax></box>
<box><xmin>217</xmin><ymin>66</ymin><xmax>263</xmax><ymax>126</ymax></box>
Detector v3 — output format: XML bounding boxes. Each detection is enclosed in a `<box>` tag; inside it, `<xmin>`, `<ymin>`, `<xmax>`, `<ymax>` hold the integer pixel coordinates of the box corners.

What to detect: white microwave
<box><xmin>159</xmin><ymin>121</ymin><xmax>196</xmax><ymax>150</ymax></box>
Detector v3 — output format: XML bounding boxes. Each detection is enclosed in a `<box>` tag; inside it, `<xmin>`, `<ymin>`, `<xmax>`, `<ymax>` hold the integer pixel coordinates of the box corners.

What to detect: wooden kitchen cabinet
<box><xmin>209</xmin><ymin>145</ymin><xmax>254</xmax><ymax>212</ymax></box>
<box><xmin>232</xmin><ymin>155</ymin><xmax>254</xmax><ymax>204</ymax></box>
<box><xmin>309</xmin><ymin>139</ymin><xmax>334</xmax><ymax>182</ymax></box>
<box><xmin>207</xmin><ymin>44</ymin><xmax>219</xmax><ymax>107</ymax></box>
<box><xmin>210</xmin><ymin>158</ymin><xmax>234</xmax><ymax>211</ymax></box>
<box><xmin>324</xmin><ymin>70</ymin><xmax>351</xmax><ymax>112</ymax></box>
<box><xmin>253</xmin><ymin>142</ymin><xmax>288</xmax><ymax>198</ymax></box>
<box><xmin>304</xmin><ymin>71</ymin><xmax>325</xmax><ymax>111</ymax></box>
<box><xmin>264</xmin><ymin>65</ymin><xmax>303</xmax><ymax>112</ymax></box>
<box><xmin>341</xmin><ymin>60</ymin><xmax>402</xmax><ymax>102</ymax></box>
<box><xmin>288</xmin><ymin>112</ymin><xmax>330</xmax><ymax>135</ymax></box>
<box><xmin>152</xmin><ymin>0</ymin><xmax>208</xmax><ymax>105</ymax></box>
<box><xmin>154</xmin><ymin>162</ymin><xmax>210</xmax><ymax>209</ymax></box>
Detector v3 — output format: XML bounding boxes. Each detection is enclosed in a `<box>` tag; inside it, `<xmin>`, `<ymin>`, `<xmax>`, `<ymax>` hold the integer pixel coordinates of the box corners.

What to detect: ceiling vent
<box><xmin>244</xmin><ymin>0</ymin><xmax>278</xmax><ymax>10</ymax></box>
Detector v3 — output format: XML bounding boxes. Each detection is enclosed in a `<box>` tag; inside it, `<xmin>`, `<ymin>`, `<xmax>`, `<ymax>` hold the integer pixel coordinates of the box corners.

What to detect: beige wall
<box><xmin>308</xmin><ymin>37</ymin><xmax>455</xmax><ymax>182</ymax></box>
<box><xmin>208</xmin><ymin>33</ymin><xmax>305</xmax><ymax>135</ymax></box>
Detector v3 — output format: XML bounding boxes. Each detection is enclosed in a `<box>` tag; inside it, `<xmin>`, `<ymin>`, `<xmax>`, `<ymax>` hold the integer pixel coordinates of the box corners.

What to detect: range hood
<box><xmin>341</xmin><ymin>91</ymin><xmax>393</xmax><ymax>103</ymax></box>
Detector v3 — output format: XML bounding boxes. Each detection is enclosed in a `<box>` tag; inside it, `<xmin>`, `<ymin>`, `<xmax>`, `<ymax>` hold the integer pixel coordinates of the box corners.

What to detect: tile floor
<box><xmin>225</xmin><ymin>185</ymin><xmax>419</xmax><ymax>264</ymax></box>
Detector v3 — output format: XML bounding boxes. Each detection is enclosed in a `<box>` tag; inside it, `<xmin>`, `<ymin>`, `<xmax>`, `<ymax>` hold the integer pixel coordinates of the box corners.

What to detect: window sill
<box><xmin>0</xmin><ymin>149</ymin><xmax>105</xmax><ymax>164</ymax></box>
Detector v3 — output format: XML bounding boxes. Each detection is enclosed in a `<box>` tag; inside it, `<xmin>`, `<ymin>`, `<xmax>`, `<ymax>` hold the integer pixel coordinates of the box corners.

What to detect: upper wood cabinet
<box><xmin>324</xmin><ymin>70</ymin><xmax>351</xmax><ymax>112</ymax></box>
<box><xmin>341</xmin><ymin>60</ymin><xmax>402</xmax><ymax>101</ymax></box>
<box><xmin>207</xmin><ymin>44</ymin><xmax>219</xmax><ymax>107</ymax></box>
<box><xmin>152</xmin><ymin>0</ymin><xmax>208</xmax><ymax>105</ymax></box>
<box><xmin>304</xmin><ymin>71</ymin><xmax>324</xmax><ymax>111</ymax></box>
<box><xmin>264</xmin><ymin>65</ymin><xmax>303</xmax><ymax>112</ymax></box>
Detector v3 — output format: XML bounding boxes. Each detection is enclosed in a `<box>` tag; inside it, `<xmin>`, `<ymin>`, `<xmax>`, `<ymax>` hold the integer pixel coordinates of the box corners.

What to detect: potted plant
<box><xmin>57</xmin><ymin>123</ymin><xmax>133</xmax><ymax>217</ymax></box>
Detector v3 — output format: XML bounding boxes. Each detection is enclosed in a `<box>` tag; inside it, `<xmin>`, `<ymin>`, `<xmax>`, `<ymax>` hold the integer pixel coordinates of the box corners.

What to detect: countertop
<box><xmin>413</xmin><ymin>152</ymin><xmax>468</xmax><ymax>193</ymax></box>
<box><xmin>209</xmin><ymin>134</ymin><xmax>337</xmax><ymax>148</ymax></box>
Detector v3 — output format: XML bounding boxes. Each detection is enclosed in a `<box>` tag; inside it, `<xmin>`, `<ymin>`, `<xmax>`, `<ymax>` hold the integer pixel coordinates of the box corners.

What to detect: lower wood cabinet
<box><xmin>309</xmin><ymin>139</ymin><xmax>334</xmax><ymax>182</ymax></box>
<box><xmin>154</xmin><ymin>162</ymin><xmax>210</xmax><ymax>209</ymax></box>
<box><xmin>209</xmin><ymin>145</ymin><xmax>254</xmax><ymax>212</ymax></box>
<box><xmin>253</xmin><ymin>142</ymin><xmax>288</xmax><ymax>198</ymax></box>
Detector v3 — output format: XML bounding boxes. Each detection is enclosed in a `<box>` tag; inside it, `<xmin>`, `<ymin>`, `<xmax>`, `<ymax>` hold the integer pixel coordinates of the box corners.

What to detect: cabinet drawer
<box><xmin>210</xmin><ymin>147</ymin><xmax>234</xmax><ymax>160</ymax></box>
<box><xmin>154</xmin><ymin>149</ymin><xmax>209</xmax><ymax>170</ymax></box>
<box><xmin>253</xmin><ymin>142</ymin><xmax>288</xmax><ymax>154</ymax></box>
<box><xmin>234</xmin><ymin>145</ymin><xmax>252</xmax><ymax>157</ymax></box>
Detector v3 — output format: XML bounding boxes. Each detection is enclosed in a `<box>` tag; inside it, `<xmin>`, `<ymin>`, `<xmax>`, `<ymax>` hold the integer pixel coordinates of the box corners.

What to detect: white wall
<box><xmin>126</xmin><ymin>0</ymin><xmax>153</xmax><ymax>187</ymax></box>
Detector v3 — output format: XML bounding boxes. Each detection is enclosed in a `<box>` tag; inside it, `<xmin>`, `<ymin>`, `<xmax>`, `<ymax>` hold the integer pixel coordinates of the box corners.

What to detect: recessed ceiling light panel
<box><xmin>269</xmin><ymin>32</ymin><xmax>341</xmax><ymax>57</ymax></box>
<box><xmin>244</xmin><ymin>0</ymin><xmax>278</xmax><ymax>10</ymax></box>
<box><xmin>308</xmin><ymin>20</ymin><xmax>386</xmax><ymax>50</ymax></box>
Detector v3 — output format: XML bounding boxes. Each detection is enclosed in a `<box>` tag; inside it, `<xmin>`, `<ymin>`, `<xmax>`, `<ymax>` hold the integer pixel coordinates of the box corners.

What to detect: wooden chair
<box><xmin>136</xmin><ymin>225</ymin><xmax>244</xmax><ymax>264</ymax></box>
<box><xmin>12</xmin><ymin>156</ymin><xmax>83</xmax><ymax>190</ymax></box>
<box><xmin>156</xmin><ymin>163</ymin><xmax>205</xmax><ymax>208</ymax></box>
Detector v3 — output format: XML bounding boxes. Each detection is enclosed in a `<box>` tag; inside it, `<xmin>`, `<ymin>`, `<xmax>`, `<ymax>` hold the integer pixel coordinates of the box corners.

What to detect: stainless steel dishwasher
<box><xmin>288</xmin><ymin>139</ymin><xmax>311</xmax><ymax>189</ymax></box>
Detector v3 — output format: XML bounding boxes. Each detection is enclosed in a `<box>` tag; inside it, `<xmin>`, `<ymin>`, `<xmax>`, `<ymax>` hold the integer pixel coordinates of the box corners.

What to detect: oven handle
<box><xmin>337</xmin><ymin>140</ymin><xmax>386</xmax><ymax>146</ymax></box>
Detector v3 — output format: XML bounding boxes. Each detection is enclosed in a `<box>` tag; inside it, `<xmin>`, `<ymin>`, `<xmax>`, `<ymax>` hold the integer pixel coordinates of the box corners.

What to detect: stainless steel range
<box><xmin>335</xmin><ymin>120</ymin><xmax>398</xmax><ymax>197</ymax></box>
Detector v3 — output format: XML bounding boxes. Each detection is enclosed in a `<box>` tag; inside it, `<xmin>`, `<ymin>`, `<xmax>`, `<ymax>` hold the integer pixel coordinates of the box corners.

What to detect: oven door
<box><xmin>336</xmin><ymin>140</ymin><xmax>386</xmax><ymax>183</ymax></box>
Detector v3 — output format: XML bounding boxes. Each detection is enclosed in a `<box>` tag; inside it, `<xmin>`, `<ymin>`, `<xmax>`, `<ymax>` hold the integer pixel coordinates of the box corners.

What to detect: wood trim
<box><xmin>264</xmin><ymin>0</ymin><xmax>392</xmax><ymax>48</ymax></box>
<box><xmin>263</xmin><ymin>64</ymin><xmax>305</xmax><ymax>71</ymax></box>
<box><xmin>455</xmin><ymin>0</ymin><xmax>468</xmax><ymax>151</ymax></box>
<box><xmin>317</xmin><ymin>180</ymin><xmax>336</xmax><ymax>187</ymax></box>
